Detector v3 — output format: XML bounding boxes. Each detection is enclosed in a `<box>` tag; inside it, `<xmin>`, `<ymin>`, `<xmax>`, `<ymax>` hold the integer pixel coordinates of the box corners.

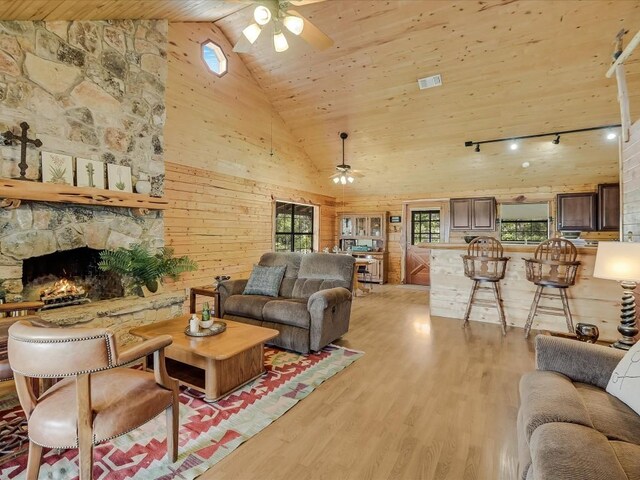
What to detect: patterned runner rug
<box><xmin>0</xmin><ymin>344</ymin><xmax>362</xmax><ymax>479</ymax></box>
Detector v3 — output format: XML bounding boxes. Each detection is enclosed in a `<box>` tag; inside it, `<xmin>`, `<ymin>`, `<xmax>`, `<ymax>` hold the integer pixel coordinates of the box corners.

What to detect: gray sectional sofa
<box><xmin>218</xmin><ymin>252</ymin><xmax>355</xmax><ymax>353</ymax></box>
<box><xmin>518</xmin><ymin>335</ymin><xmax>640</xmax><ymax>480</ymax></box>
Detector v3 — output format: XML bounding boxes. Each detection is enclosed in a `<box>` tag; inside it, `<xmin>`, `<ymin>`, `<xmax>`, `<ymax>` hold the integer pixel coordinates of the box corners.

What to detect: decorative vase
<box><xmin>135</xmin><ymin>172</ymin><xmax>152</xmax><ymax>195</ymax></box>
<box><xmin>576</xmin><ymin>323</ymin><xmax>600</xmax><ymax>343</ymax></box>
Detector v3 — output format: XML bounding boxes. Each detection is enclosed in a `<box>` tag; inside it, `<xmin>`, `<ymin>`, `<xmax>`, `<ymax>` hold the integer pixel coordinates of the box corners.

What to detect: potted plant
<box><xmin>98</xmin><ymin>244</ymin><xmax>197</xmax><ymax>296</ymax></box>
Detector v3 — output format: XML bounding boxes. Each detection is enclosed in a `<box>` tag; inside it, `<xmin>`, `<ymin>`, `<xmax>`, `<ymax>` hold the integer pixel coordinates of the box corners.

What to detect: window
<box><xmin>411</xmin><ymin>210</ymin><xmax>440</xmax><ymax>244</ymax></box>
<box><xmin>500</xmin><ymin>203</ymin><xmax>549</xmax><ymax>242</ymax></box>
<box><xmin>500</xmin><ymin>220</ymin><xmax>549</xmax><ymax>242</ymax></box>
<box><xmin>275</xmin><ymin>202</ymin><xmax>314</xmax><ymax>253</ymax></box>
<box><xmin>201</xmin><ymin>40</ymin><xmax>227</xmax><ymax>77</ymax></box>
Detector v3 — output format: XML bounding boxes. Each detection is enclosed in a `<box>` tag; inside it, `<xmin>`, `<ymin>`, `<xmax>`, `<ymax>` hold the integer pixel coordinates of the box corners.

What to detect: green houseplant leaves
<box><xmin>98</xmin><ymin>244</ymin><xmax>197</xmax><ymax>296</ymax></box>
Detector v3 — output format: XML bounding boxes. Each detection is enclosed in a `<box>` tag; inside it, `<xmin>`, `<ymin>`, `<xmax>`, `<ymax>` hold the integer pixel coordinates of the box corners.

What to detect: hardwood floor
<box><xmin>204</xmin><ymin>285</ymin><xmax>536</xmax><ymax>480</ymax></box>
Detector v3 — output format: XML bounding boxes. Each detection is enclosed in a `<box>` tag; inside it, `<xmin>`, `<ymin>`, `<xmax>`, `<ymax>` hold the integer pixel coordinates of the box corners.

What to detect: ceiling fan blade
<box><xmin>289</xmin><ymin>0</ymin><xmax>327</xmax><ymax>5</ymax></box>
<box><xmin>233</xmin><ymin>34</ymin><xmax>254</xmax><ymax>53</ymax></box>
<box><xmin>286</xmin><ymin>10</ymin><xmax>333</xmax><ymax>50</ymax></box>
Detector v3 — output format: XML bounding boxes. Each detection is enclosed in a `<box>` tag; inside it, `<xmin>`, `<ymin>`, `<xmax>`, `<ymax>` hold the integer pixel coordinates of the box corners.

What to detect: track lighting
<box><xmin>465</xmin><ymin>124</ymin><xmax>621</xmax><ymax>152</ymax></box>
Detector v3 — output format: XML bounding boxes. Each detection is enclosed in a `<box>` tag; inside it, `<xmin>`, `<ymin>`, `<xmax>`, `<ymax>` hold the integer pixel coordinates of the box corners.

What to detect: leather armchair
<box><xmin>8</xmin><ymin>321</ymin><xmax>180</xmax><ymax>480</ymax></box>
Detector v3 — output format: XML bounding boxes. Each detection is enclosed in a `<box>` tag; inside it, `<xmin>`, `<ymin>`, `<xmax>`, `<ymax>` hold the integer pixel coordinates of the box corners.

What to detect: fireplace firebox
<box><xmin>22</xmin><ymin>248</ymin><xmax>124</xmax><ymax>309</ymax></box>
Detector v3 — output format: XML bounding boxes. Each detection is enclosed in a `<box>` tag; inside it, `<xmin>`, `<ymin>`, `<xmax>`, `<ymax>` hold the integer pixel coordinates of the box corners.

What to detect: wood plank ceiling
<box><xmin>2</xmin><ymin>0</ymin><xmax>640</xmax><ymax>195</ymax></box>
<box><xmin>0</xmin><ymin>0</ymin><xmax>245</xmax><ymax>22</ymax></box>
<box><xmin>215</xmin><ymin>0</ymin><xmax>640</xmax><ymax>195</ymax></box>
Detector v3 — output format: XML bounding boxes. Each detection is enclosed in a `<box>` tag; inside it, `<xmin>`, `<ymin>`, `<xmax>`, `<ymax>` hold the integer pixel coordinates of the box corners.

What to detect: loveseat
<box><xmin>218</xmin><ymin>252</ymin><xmax>355</xmax><ymax>353</ymax></box>
<box><xmin>518</xmin><ymin>335</ymin><xmax>640</xmax><ymax>480</ymax></box>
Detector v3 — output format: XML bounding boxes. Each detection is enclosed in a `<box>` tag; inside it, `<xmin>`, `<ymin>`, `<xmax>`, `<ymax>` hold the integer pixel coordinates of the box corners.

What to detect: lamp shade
<box><xmin>593</xmin><ymin>242</ymin><xmax>640</xmax><ymax>281</ymax></box>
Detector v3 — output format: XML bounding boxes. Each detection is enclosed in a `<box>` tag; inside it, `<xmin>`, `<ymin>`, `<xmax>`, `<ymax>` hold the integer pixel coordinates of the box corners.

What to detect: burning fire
<box><xmin>41</xmin><ymin>278</ymin><xmax>86</xmax><ymax>300</ymax></box>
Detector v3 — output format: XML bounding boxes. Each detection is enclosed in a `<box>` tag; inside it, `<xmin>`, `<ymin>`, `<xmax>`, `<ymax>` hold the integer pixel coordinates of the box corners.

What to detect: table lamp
<box><xmin>593</xmin><ymin>242</ymin><xmax>640</xmax><ymax>350</ymax></box>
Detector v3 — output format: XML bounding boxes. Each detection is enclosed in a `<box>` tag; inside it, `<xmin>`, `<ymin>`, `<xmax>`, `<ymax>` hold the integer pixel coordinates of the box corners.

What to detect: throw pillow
<box><xmin>243</xmin><ymin>265</ymin><xmax>286</xmax><ymax>297</ymax></box>
<box><xmin>606</xmin><ymin>341</ymin><xmax>640</xmax><ymax>414</ymax></box>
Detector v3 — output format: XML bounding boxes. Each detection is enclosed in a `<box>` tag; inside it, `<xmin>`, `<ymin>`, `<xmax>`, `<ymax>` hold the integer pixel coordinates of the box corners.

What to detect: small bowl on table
<box><xmin>200</xmin><ymin>319</ymin><xmax>214</xmax><ymax>329</ymax></box>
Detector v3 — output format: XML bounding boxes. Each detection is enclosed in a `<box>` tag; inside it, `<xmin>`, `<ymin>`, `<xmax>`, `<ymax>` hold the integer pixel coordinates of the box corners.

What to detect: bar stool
<box><xmin>523</xmin><ymin>238</ymin><xmax>581</xmax><ymax>338</ymax></box>
<box><xmin>462</xmin><ymin>237</ymin><xmax>510</xmax><ymax>335</ymax></box>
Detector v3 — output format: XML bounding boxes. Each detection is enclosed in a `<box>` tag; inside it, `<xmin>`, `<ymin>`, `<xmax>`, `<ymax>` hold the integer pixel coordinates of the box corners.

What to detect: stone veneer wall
<box><xmin>0</xmin><ymin>20</ymin><xmax>169</xmax><ymax>301</ymax></box>
<box><xmin>0</xmin><ymin>19</ymin><xmax>167</xmax><ymax>189</ymax></box>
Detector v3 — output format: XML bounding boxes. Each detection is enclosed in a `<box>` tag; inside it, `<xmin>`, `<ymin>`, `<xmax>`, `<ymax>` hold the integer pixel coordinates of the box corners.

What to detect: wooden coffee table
<box><xmin>131</xmin><ymin>316</ymin><xmax>279</xmax><ymax>402</ymax></box>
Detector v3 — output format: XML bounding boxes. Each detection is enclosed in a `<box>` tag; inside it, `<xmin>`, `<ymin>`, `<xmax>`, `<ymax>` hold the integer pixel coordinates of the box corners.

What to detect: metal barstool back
<box><xmin>523</xmin><ymin>238</ymin><xmax>581</xmax><ymax>338</ymax></box>
<box><xmin>461</xmin><ymin>237</ymin><xmax>510</xmax><ymax>334</ymax></box>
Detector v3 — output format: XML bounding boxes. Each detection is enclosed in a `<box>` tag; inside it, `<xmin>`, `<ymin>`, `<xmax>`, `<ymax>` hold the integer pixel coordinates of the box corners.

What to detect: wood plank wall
<box><xmin>623</xmin><ymin>120</ymin><xmax>640</xmax><ymax>240</ymax></box>
<box><xmin>165</xmin><ymin>162</ymin><xmax>335</xmax><ymax>291</ymax></box>
<box><xmin>163</xmin><ymin>22</ymin><xmax>335</xmax><ymax>295</ymax></box>
<box><xmin>338</xmin><ymin>184</ymin><xmax>618</xmax><ymax>284</ymax></box>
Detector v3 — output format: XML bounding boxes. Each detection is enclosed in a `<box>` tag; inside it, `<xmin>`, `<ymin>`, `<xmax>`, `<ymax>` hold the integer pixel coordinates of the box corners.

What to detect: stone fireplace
<box><xmin>0</xmin><ymin>202</ymin><xmax>185</xmax><ymax>345</ymax></box>
<box><xmin>0</xmin><ymin>19</ymin><xmax>186</xmax><ymax>345</ymax></box>
<box><xmin>22</xmin><ymin>246</ymin><xmax>123</xmax><ymax>309</ymax></box>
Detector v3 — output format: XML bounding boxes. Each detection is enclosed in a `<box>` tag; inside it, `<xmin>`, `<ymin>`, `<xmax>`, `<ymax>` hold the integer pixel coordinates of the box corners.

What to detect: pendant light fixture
<box><xmin>331</xmin><ymin>132</ymin><xmax>356</xmax><ymax>185</ymax></box>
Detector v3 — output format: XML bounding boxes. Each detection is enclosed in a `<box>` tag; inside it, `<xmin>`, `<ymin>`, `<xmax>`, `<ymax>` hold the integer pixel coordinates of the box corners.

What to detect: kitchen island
<box><xmin>425</xmin><ymin>243</ymin><xmax>621</xmax><ymax>338</ymax></box>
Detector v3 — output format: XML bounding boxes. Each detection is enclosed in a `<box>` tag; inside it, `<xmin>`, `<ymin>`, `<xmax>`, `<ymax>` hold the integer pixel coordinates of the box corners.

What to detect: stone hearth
<box><xmin>38</xmin><ymin>292</ymin><xmax>186</xmax><ymax>346</ymax></box>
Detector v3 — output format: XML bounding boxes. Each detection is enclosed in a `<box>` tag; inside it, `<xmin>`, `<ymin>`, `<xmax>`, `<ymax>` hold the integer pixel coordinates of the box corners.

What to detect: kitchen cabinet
<box><xmin>369</xmin><ymin>215</ymin><xmax>383</xmax><ymax>237</ymax></box>
<box><xmin>341</xmin><ymin>216</ymin><xmax>354</xmax><ymax>237</ymax></box>
<box><xmin>598</xmin><ymin>183</ymin><xmax>620</xmax><ymax>231</ymax></box>
<box><xmin>557</xmin><ymin>193</ymin><xmax>597</xmax><ymax>231</ymax></box>
<box><xmin>450</xmin><ymin>197</ymin><xmax>496</xmax><ymax>230</ymax></box>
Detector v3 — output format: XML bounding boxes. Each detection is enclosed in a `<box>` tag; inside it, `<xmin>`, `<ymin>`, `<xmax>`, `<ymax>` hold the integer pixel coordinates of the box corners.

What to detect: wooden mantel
<box><xmin>0</xmin><ymin>178</ymin><xmax>168</xmax><ymax>216</ymax></box>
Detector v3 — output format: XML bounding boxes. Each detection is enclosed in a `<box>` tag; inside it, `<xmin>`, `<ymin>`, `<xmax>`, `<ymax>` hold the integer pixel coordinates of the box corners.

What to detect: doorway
<box><xmin>405</xmin><ymin>209</ymin><xmax>440</xmax><ymax>286</ymax></box>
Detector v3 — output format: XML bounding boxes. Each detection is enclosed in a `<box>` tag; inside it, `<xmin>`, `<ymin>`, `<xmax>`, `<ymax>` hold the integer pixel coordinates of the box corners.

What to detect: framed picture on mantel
<box><xmin>76</xmin><ymin>158</ymin><xmax>105</xmax><ymax>189</ymax></box>
<box><xmin>41</xmin><ymin>151</ymin><xmax>74</xmax><ymax>185</ymax></box>
<box><xmin>107</xmin><ymin>164</ymin><xmax>133</xmax><ymax>193</ymax></box>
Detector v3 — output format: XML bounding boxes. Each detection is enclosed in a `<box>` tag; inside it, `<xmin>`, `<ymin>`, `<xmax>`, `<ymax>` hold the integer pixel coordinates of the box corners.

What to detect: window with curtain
<box><xmin>275</xmin><ymin>202</ymin><xmax>315</xmax><ymax>253</ymax></box>
<box><xmin>411</xmin><ymin>210</ymin><xmax>440</xmax><ymax>244</ymax></box>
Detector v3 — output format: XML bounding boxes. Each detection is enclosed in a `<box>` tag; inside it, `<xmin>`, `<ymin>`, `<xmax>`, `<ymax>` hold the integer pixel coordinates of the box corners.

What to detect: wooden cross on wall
<box><xmin>3</xmin><ymin>122</ymin><xmax>42</xmax><ymax>180</ymax></box>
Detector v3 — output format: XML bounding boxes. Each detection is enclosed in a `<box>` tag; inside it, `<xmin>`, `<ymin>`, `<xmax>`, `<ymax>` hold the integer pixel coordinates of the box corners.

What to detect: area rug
<box><xmin>0</xmin><ymin>344</ymin><xmax>363</xmax><ymax>479</ymax></box>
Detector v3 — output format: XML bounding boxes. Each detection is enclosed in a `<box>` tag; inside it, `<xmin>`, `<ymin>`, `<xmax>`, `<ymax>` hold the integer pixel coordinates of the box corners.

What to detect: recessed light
<box><xmin>510</xmin><ymin>142</ymin><xmax>518</xmax><ymax>151</ymax></box>
<box><xmin>607</xmin><ymin>132</ymin><xmax>617</xmax><ymax>140</ymax></box>
<box><xmin>522</xmin><ymin>161</ymin><xmax>530</xmax><ymax>168</ymax></box>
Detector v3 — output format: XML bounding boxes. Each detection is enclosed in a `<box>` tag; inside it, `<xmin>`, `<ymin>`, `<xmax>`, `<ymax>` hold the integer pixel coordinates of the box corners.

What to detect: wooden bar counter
<box><xmin>424</xmin><ymin>243</ymin><xmax>622</xmax><ymax>338</ymax></box>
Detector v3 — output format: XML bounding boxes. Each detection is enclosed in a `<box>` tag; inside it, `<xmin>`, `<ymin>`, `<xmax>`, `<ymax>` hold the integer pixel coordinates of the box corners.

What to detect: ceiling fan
<box><xmin>331</xmin><ymin>132</ymin><xmax>363</xmax><ymax>185</ymax></box>
<box><xmin>233</xmin><ymin>0</ymin><xmax>333</xmax><ymax>53</ymax></box>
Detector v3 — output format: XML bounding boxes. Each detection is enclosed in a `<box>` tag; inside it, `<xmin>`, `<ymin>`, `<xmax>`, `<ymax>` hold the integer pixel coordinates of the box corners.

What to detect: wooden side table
<box><xmin>189</xmin><ymin>286</ymin><xmax>221</xmax><ymax>316</ymax></box>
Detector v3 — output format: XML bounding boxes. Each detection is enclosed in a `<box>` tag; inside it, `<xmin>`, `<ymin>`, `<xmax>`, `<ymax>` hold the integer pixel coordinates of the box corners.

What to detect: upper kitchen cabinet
<box><xmin>450</xmin><ymin>197</ymin><xmax>496</xmax><ymax>230</ymax></box>
<box><xmin>556</xmin><ymin>193</ymin><xmax>597</xmax><ymax>231</ymax></box>
<box><xmin>598</xmin><ymin>183</ymin><xmax>620</xmax><ymax>231</ymax></box>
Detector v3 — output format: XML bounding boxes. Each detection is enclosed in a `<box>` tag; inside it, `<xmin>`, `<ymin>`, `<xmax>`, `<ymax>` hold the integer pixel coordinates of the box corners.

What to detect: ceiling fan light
<box><xmin>253</xmin><ymin>5</ymin><xmax>272</xmax><ymax>26</ymax></box>
<box><xmin>340</xmin><ymin>175</ymin><xmax>347</xmax><ymax>185</ymax></box>
<box><xmin>273</xmin><ymin>31</ymin><xmax>289</xmax><ymax>52</ymax></box>
<box><xmin>347</xmin><ymin>176</ymin><xmax>354</xmax><ymax>183</ymax></box>
<box><xmin>283</xmin><ymin>15</ymin><xmax>304</xmax><ymax>35</ymax></box>
<box><xmin>242</xmin><ymin>23</ymin><xmax>262</xmax><ymax>44</ymax></box>
<box><xmin>333</xmin><ymin>177</ymin><xmax>340</xmax><ymax>184</ymax></box>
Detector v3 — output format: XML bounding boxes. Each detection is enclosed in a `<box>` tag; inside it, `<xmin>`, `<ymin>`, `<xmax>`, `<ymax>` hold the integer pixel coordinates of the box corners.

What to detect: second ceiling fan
<box><xmin>233</xmin><ymin>0</ymin><xmax>333</xmax><ymax>53</ymax></box>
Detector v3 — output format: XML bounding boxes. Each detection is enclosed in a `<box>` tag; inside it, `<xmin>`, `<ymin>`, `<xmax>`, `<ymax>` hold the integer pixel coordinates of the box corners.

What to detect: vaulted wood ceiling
<box><xmin>3</xmin><ymin>0</ymin><xmax>640</xmax><ymax>196</ymax></box>
<box><xmin>216</xmin><ymin>0</ymin><xmax>640</xmax><ymax>195</ymax></box>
